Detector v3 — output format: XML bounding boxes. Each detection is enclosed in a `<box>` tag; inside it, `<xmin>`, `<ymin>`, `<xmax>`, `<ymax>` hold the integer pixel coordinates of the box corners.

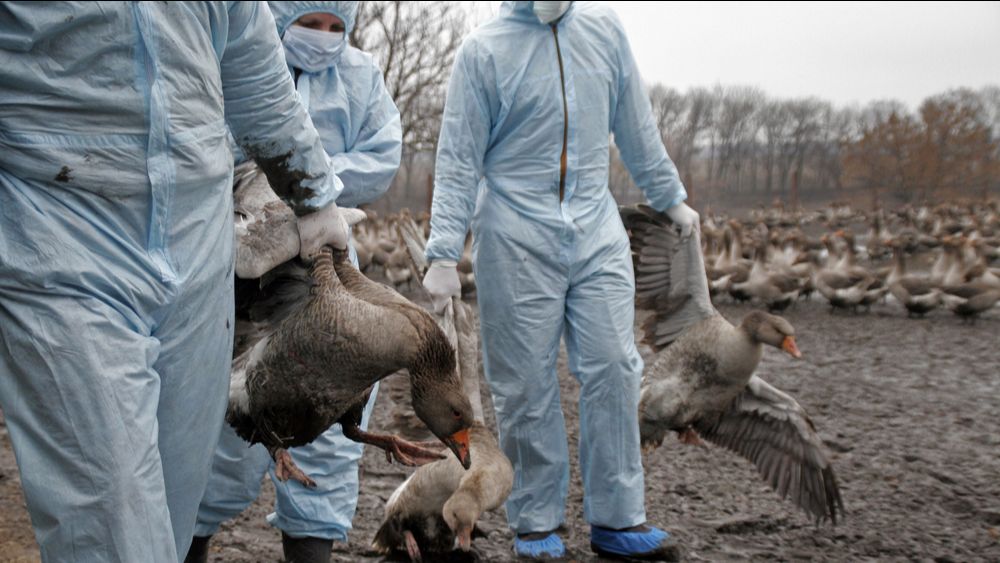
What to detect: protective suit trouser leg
<box><xmin>563</xmin><ymin>232</ymin><xmax>646</xmax><ymax>529</ymax></box>
<box><xmin>151</xmin><ymin>269</ymin><xmax>235</xmax><ymax>559</ymax></box>
<box><xmin>193</xmin><ymin>423</ymin><xmax>272</xmax><ymax>537</ymax></box>
<box><xmin>0</xmin><ymin>273</ymin><xmax>233</xmax><ymax>562</ymax></box>
<box><xmin>475</xmin><ymin>215</ymin><xmax>571</xmax><ymax>535</ymax></box>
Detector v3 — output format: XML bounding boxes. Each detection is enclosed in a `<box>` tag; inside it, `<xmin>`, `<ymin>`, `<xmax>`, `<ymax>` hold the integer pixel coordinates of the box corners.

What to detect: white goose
<box><xmin>373</xmin><ymin>300</ymin><xmax>513</xmax><ymax>560</ymax></box>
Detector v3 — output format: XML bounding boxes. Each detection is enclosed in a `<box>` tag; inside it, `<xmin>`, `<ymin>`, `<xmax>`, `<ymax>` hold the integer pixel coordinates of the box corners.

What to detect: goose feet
<box><xmin>678</xmin><ymin>427</ymin><xmax>706</xmax><ymax>447</ymax></box>
<box><xmin>343</xmin><ymin>424</ymin><xmax>446</xmax><ymax>466</ymax></box>
<box><xmin>404</xmin><ymin>530</ymin><xmax>423</xmax><ymax>562</ymax></box>
<box><xmin>271</xmin><ymin>448</ymin><xmax>317</xmax><ymax>488</ymax></box>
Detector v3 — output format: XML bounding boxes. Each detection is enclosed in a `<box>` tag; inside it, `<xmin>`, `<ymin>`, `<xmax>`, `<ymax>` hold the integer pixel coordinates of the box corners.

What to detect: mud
<box><xmin>2</xmin><ymin>298</ymin><xmax>999</xmax><ymax>561</ymax></box>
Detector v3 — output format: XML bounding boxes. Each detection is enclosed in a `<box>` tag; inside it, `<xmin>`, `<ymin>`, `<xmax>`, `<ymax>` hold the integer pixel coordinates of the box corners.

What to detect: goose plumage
<box><xmin>227</xmin><ymin>164</ymin><xmax>475</xmax><ymax>486</ymax></box>
<box><xmin>374</xmin><ymin>299</ymin><xmax>513</xmax><ymax>561</ymax></box>
<box><xmin>621</xmin><ymin>204</ymin><xmax>844</xmax><ymax>524</ymax></box>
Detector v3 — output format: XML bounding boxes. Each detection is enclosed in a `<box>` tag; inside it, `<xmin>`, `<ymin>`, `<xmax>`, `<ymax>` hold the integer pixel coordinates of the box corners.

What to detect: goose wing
<box><xmin>620</xmin><ymin>204</ymin><xmax>716</xmax><ymax>352</ymax></box>
<box><xmin>693</xmin><ymin>375</ymin><xmax>844</xmax><ymax>524</ymax></box>
<box><xmin>233</xmin><ymin>161</ymin><xmax>300</xmax><ymax>280</ymax></box>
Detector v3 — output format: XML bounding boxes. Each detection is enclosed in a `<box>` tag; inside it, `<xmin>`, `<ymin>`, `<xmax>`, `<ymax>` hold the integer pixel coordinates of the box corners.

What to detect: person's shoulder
<box><xmin>340</xmin><ymin>45</ymin><xmax>377</xmax><ymax>70</ymax></box>
<box><xmin>571</xmin><ymin>2</ymin><xmax>626</xmax><ymax>31</ymax></box>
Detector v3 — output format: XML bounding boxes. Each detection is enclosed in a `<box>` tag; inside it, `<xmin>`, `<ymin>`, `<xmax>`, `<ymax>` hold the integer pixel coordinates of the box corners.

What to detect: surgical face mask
<box><xmin>282</xmin><ymin>25</ymin><xmax>345</xmax><ymax>73</ymax></box>
<box><xmin>533</xmin><ymin>1</ymin><xmax>571</xmax><ymax>24</ymax></box>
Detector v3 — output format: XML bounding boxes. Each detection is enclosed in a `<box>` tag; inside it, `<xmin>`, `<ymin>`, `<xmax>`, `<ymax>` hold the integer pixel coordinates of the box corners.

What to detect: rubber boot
<box><xmin>281</xmin><ymin>531</ymin><xmax>333</xmax><ymax>563</ymax></box>
<box><xmin>183</xmin><ymin>535</ymin><xmax>211</xmax><ymax>563</ymax></box>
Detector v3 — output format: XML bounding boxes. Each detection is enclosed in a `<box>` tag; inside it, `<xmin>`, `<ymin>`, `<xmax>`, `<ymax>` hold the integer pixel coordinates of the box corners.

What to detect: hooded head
<box><xmin>502</xmin><ymin>1</ymin><xmax>575</xmax><ymax>25</ymax></box>
<box><xmin>268</xmin><ymin>2</ymin><xmax>358</xmax><ymax>71</ymax></box>
<box><xmin>269</xmin><ymin>1</ymin><xmax>358</xmax><ymax>36</ymax></box>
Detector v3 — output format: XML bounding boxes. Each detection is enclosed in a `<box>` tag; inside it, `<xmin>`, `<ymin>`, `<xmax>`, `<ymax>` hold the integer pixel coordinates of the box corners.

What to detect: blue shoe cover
<box><xmin>590</xmin><ymin>525</ymin><xmax>671</xmax><ymax>557</ymax></box>
<box><xmin>514</xmin><ymin>533</ymin><xmax>565</xmax><ymax>559</ymax></box>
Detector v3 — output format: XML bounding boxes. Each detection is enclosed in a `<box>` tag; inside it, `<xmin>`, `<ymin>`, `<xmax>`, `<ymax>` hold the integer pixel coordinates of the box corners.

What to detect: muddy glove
<box><xmin>423</xmin><ymin>260</ymin><xmax>461</xmax><ymax>314</ymax></box>
<box><xmin>666</xmin><ymin>201</ymin><xmax>700</xmax><ymax>237</ymax></box>
<box><xmin>297</xmin><ymin>202</ymin><xmax>350</xmax><ymax>260</ymax></box>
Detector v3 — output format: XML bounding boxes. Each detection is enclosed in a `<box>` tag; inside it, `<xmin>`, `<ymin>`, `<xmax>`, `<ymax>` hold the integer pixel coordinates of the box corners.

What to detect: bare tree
<box><xmin>351</xmin><ymin>1</ymin><xmax>469</xmax><ymax>154</ymax></box>
<box><xmin>712</xmin><ymin>86</ymin><xmax>764</xmax><ymax>193</ymax></box>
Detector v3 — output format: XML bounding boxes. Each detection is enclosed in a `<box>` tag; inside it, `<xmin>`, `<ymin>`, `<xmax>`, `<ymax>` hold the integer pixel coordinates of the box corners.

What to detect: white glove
<box><xmin>422</xmin><ymin>260</ymin><xmax>461</xmax><ymax>314</ymax></box>
<box><xmin>297</xmin><ymin>203</ymin><xmax>350</xmax><ymax>260</ymax></box>
<box><xmin>666</xmin><ymin>201</ymin><xmax>700</xmax><ymax>237</ymax></box>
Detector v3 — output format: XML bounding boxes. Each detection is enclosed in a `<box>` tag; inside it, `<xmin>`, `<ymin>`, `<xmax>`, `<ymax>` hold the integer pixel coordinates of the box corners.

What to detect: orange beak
<box><xmin>781</xmin><ymin>336</ymin><xmax>802</xmax><ymax>358</ymax></box>
<box><xmin>456</xmin><ymin>525</ymin><xmax>473</xmax><ymax>551</ymax></box>
<box><xmin>447</xmin><ymin>428</ymin><xmax>472</xmax><ymax>469</ymax></box>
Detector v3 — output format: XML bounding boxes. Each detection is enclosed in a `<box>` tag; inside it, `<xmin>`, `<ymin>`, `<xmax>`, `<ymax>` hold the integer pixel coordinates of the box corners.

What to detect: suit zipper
<box><xmin>552</xmin><ymin>24</ymin><xmax>568</xmax><ymax>203</ymax></box>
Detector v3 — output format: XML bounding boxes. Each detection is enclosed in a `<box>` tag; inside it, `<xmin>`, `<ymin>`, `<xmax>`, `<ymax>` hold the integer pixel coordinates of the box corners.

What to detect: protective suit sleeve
<box><xmin>221</xmin><ymin>1</ymin><xmax>343</xmax><ymax>216</ymax></box>
<box><xmin>425</xmin><ymin>44</ymin><xmax>494</xmax><ymax>262</ymax></box>
<box><xmin>609</xmin><ymin>14</ymin><xmax>687</xmax><ymax>212</ymax></box>
<box><xmin>333</xmin><ymin>65</ymin><xmax>403</xmax><ymax>208</ymax></box>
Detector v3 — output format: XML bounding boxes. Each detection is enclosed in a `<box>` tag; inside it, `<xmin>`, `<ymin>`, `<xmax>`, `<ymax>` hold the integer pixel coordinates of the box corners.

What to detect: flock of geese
<box><xmin>702</xmin><ymin>201</ymin><xmax>1000</xmax><ymax>320</ymax></box>
<box><xmin>228</xmin><ymin>160</ymin><xmax>998</xmax><ymax>560</ymax></box>
<box><xmin>352</xmin><ymin>200</ymin><xmax>1000</xmax><ymax>322</ymax></box>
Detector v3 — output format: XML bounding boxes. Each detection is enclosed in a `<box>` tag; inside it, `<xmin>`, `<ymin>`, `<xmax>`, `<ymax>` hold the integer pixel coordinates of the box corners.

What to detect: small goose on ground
<box><xmin>374</xmin><ymin>299</ymin><xmax>513</xmax><ymax>561</ymax></box>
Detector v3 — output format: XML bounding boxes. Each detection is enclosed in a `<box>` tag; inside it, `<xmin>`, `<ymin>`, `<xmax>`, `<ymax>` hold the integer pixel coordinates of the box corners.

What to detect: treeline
<box><xmin>610</xmin><ymin>85</ymin><xmax>1000</xmax><ymax>211</ymax></box>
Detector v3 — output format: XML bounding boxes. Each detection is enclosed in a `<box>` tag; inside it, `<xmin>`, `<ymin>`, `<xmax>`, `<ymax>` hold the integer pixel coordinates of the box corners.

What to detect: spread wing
<box><xmin>693</xmin><ymin>375</ymin><xmax>844</xmax><ymax>524</ymax></box>
<box><xmin>620</xmin><ymin>204</ymin><xmax>716</xmax><ymax>352</ymax></box>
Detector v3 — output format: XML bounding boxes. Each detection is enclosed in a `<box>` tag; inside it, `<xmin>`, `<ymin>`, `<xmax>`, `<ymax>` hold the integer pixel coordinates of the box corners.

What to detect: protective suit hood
<box><xmin>269</xmin><ymin>1</ymin><xmax>358</xmax><ymax>35</ymax></box>
<box><xmin>501</xmin><ymin>1</ymin><xmax>576</xmax><ymax>25</ymax></box>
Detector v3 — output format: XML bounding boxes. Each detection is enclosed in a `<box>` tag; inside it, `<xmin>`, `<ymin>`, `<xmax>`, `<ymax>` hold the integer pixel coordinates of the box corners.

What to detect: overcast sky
<box><xmin>478</xmin><ymin>1</ymin><xmax>1000</xmax><ymax>110</ymax></box>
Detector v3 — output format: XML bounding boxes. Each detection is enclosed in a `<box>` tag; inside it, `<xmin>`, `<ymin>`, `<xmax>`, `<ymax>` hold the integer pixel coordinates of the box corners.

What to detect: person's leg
<box><xmin>0</xmin><ymin>290</ymin><xmax>178</xmax><ymax>562</ymax></box>
<box><xmin>191</xmin><ymin>425</ymin><xmax>272</xmax><ymax>538</ymax></box>
<box><xmin>267</xmin><ymin>384</ymin><xmax>378</xmax><ymax>541</ymax></box>
<box><xmin>563</xmin><ymin>220</ymin><xmax>646</xmax><ymax>530</ymax></box>
<box><xmin>474</xmin><ymin>207</ymin><xmax>570</xmax><ymax>537</ymax></box>
<box><xmin>565</xmin><ymin>211</ymin><xmax>680</xmax><ymax>561</ymax></box>
<box><xmin>153</xmin><ymin>262</ymin><xmax>235</xmax><ymax>559</ymax></box>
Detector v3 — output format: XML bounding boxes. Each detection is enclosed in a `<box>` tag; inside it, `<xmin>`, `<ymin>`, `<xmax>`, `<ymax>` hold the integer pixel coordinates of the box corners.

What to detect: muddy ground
<box><xmin>2</xmin><ymin>296</ymin><xmax>999</xmax><ymax>562</ymax></box>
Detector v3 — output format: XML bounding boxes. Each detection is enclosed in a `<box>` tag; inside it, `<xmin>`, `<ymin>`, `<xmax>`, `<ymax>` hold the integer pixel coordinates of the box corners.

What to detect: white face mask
<box><xmin>533</xmin><ymin>1</ymin><xmax>571</xmax><ymax>24</ymax></box>
<box><xmin>281</xmin><ymin>25</ymin><xmax>345</xmax><ymax>73</ymax></box>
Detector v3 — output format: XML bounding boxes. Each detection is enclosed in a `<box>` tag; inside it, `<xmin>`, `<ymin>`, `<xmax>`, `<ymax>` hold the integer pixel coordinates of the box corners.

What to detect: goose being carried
<box><xmin>228</xmin><ymin>162</ymin><xmax>475</xmax><ymax>486</ymax></box>
<box><xmin>620</xmin><ymin>204</ymin><xmax>844</xmax><ymax>524</ymax></box>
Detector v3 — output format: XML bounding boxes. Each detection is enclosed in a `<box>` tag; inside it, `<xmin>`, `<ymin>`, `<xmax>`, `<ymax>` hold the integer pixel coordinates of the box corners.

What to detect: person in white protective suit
<box><xmin>422</xmin><ymin>1</ymin><xmax>698</xmax><ymax>560</ymax></box>
<box><xmin>0</xmin><ymin>2</ymin><xmax>353</xmax><ymax>561</ymax></box>
<box><xmin>187</xmin><ymin>3</ymin><xmax>402</xmax><ymax>562</ymax></box>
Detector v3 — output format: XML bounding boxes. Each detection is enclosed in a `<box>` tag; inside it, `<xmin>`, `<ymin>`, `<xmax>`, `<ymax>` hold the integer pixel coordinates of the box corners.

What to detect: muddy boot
<box><xmin>183</xmin><ymin>535</ymin><xmax>211</xmax><ymax>563</ymax></box>
<box><xmin>281</xmin><ymin>531</ymin><xmax>332</xmax><ymax>563</ymax></box>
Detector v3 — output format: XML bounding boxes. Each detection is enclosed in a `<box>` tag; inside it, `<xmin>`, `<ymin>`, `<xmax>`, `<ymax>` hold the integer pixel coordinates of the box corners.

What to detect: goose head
<box><xmin>739</xmin><ymin>311</ymin><xmax>801</xmax><ymax>358</ymax></box>
<box><xmin>442</xmin><ymin>488</ymin><xmax>479</xmax><ymax>551</ymax></box>
<box><xmin>409</xmin><ymin>336</ymin><xmax>475</xmax><ymax>469</ymax></box>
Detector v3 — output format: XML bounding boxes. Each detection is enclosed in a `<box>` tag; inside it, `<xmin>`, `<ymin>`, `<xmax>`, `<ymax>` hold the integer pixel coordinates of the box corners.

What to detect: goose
<box><xmin>885</xmin><ymin>242</ymin><xmax>941</xmax><ymax>318</ymax></box>
<box><xmin>621</xmin><ymin>204</ymin><xmax>844</xmax><ymax>524</ymax></box>
<box><xmin>228</xmin><ymin>164</ymin><xmax>475</xmax><ymax>486</ymax></box>
<box><xmin>730</xmin><ymin>240</ymin><xmax>802</xmax><ymax>312</ymax></box>
<box><xmin>813</xmin><ymin>234</ymin><xmax>876</xmax><ymax>312</ymax></box>
<box><xmin>940</xmin><ymin>282</ymin><xmax>1000</xmax><ymax>323</ymax></box>
<box><xmin>385</xmin><ymin>244</ymin><xmax>413</xmax><ymax>290</ymax></box>
<box><xmin>373</xmin><ymin>299</ymin><xmax>513</xmax><ymax>561</ymax></box>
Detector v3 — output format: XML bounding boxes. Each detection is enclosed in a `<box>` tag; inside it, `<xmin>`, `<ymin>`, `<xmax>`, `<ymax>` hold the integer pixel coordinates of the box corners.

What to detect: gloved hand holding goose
<box><xmin>227</xmin><ymin>162</ymin><xmax>475</xmax><ymax>487</ymax></box>
<box><xmin>621</xmin><ymin>204</ymin><xmax>844</xmax><ymax>524</ymax></box>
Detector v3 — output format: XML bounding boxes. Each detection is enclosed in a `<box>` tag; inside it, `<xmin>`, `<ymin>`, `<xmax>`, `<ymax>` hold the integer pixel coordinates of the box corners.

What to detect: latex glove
<box><xmin>297</xmin><ymin>202</ymin><xmax>350</xmax><ymax>260</ymax></box>
<box><xmin>422</xmin><ymin>260</ymin><xmax>461</xmax><ymax>314</ymax></box>
<box><xmin>666</xmin><ymin>201</ymin><xmax>700</xmax><ymax>237</ymax></box>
